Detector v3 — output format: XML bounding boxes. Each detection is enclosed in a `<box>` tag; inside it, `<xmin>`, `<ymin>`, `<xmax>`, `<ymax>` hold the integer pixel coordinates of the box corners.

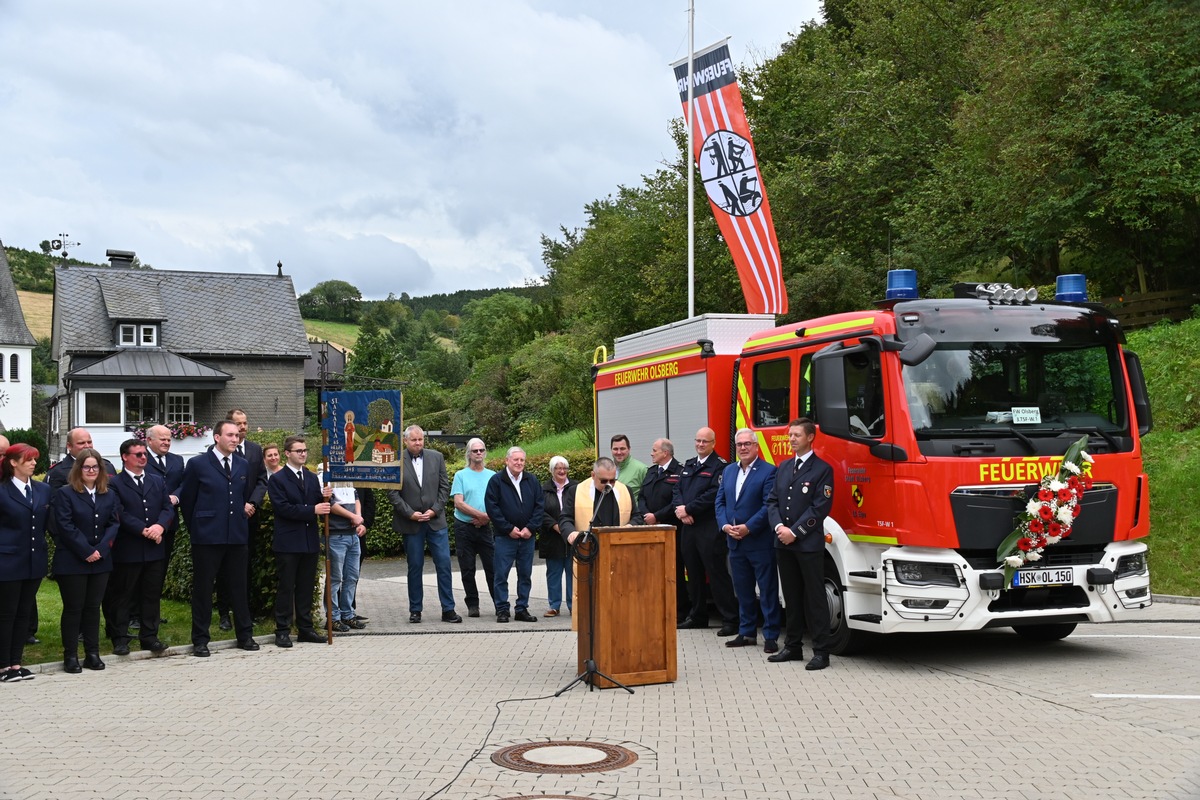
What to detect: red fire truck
<box><xmin>593</xmin><ymin>272</ymin><xmax>1153</xmax><ymax>653</ymax></box>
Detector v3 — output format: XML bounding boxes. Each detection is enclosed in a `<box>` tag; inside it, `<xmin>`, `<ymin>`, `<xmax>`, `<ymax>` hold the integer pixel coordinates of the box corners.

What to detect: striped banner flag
<box><xmin>672</xmin><ymin>39</ymin><xmax>787</xmax><ymax>314</ymax></box>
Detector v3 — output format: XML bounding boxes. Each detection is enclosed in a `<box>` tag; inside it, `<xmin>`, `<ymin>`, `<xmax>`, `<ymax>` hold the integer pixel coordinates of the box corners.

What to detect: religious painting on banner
<box><xmin>671</xmin><ymin>39</ymin><xmax>787</xmax><ymax>315</ymax></box>
<box><xmin>321</xmin><ymin>390</ymin><xmax>403</xmax><ymax>488</ymax></box>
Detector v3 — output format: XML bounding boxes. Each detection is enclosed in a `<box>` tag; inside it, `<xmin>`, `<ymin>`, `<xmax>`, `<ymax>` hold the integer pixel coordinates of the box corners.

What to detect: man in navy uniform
<box><xmin>105</xmin><ymin>438</ymin><xmax>173</xmax><ymax>655</ymax></box>
<box><xmin>216</xmin><ymin>409</ymin><xmax>269</xmax><ymax>631</ymax></box>
<box><xmin>179</xmin><ymin>419</ymin><xmax>260</xmax><ymax>657</ymax></box>
<box><xmin>267</xmin><ymin>436</ymin><xmax>331</xmax><ymax>647</ymax></box>
<box><xmin>766</xmin><ymin>417</ymin><xmax>836</xmax><ymax>670</ymax></box>
<box><xmin>673</xmin><ymin>426</ymin><xmax>737</xmax><ymax>636</ymax></box>
<box><xmin>715</xmin><ymin>428</ymin><xmax>782</xmax><ymax>653</ymax></box>
<box><xmin>637</xmin><ymin>438</ymin><xmax>686</xmax><ymax>622</ymax></box>
<box><xmin>144</xmin><ymin>424</ymin><xmax>184</xmax><ymax>560</ymax></box>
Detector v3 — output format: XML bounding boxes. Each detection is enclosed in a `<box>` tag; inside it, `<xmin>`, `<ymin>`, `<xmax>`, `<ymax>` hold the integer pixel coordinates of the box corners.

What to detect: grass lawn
<box><xmin>304</xmin><ymin>319</ymin><xmax>360</xmax><ymax>351</ymax></box>
<box><xmin>16</xmin><ymin>290</ymin><xmax>53</xmax><ymax>339</ymax></box>
<box><xmin>21</xmin><ymin>581</ymin><xmax>274</xmax><ymax>666</ymax></box>
<box><xmin>1143</xmin><ymin>428</ymin><xmax>1200</xmax><ymax>596</ymax></box>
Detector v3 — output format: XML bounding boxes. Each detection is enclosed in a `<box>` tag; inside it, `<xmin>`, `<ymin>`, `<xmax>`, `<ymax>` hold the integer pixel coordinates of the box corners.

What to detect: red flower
<box><xmin>1018</xmin><ymin>537</ymin><xmax>1033</xmax><ymax>551</ymax></box>
<box><xmin>1047</xmin><ymin>521</ymin><xmax>1063</xmax><ymax>537</ymax></box>
<box><xmin>1038</xmin><ymin>504</ymin><xmax>1054</xmax><ymax>521</ymax></box>
<box><xmin>1057</xmin><ymin>488</ymin><xmax>1073</xmax><ymax>503</ymax></box>
<box><xmin>1081</xmin><ymin>476</ymin><xmax>1094</xmax><ymax>491</ymax></box>
<box><xmin>1072</xmin><ymin>504</ymin><xmax>1081</xmax><ymax>518</ymax></box>
<box><xmin>1038</xmin><ymin>488</ymin><xmax>1054</xmax><ymax>502</ymax></box>
<box><xmin>1028</xmin><ymin>519</ymin><xmax>1044</xmax><ymax>535</ymax></box>
<box><xmin>1068</xmin><ymin>476</ymin><xmax>1082</xmax><ymax>492</ymax></box>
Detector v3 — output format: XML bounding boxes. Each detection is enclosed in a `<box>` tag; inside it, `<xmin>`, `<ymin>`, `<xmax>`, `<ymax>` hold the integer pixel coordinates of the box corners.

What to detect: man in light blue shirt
<box><xmin>450</xmin><ymin>438</ymin><xmax>496</xmax><ymax>617</ymax></box>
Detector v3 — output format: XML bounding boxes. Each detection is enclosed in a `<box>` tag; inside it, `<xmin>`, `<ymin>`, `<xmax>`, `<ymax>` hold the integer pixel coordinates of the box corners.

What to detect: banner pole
<box><xmin>687</xmin><ymin>0</ymin><xmax>695</xmax><ymax>319</ymax></box>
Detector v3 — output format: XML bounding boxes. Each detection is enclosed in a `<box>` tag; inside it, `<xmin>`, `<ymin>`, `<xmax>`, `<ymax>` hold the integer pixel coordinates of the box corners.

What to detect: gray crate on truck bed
<box><xmin>613</xmin><ymin>314</ymin><xmax>774</xmax><ymax>359</ymax></box>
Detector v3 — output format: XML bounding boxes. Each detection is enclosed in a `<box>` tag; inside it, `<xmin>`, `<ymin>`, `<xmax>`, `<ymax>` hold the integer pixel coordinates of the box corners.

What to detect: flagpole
<box><xmin>686</xmin><ymin>0</ymin><xmax>695</xmax><ymax>319</ymax></box>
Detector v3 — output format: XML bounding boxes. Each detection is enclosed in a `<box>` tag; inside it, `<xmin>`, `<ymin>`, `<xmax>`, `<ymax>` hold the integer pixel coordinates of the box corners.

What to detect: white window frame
<box><xmin>119</xmin><ymin>325</ymin><xmax>136</xmax><ymax>346</ymax></box>
<box><xmin>124</xmin><ymin>391</ymin><xmax>160</xmax><ymax>425</ymax></box>
<box><xmin>80</xmin><ymin>390</ymin><xmax>123</xmax><ymax>425</ymax></box>
<box><xmin>166</xmin><ymin>392</ymin><xmax>194</xmax><ymax>424</ymax></box>
<box><xmin>140</xmin><ymin>325</ymin><xmax>158</xmax><ymax>346</ymax></box>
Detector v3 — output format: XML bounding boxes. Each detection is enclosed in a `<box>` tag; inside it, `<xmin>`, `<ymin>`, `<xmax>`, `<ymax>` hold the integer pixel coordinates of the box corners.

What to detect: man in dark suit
<box><xmin>559</xmin><ymin>457</ymin><xmax>637</xmax><ymax>544</ymax></box>
<box><xmin>105</xmin><ymin>438</ymin><xmax>173</xmax><ymax>655</ymax></box>
<box><xmin>715</xmin><ymin>428</ymin><xmax>782</xmax><ymax>653</ymax></box>
<box><xmin>673</xmin><ymin>426</ymin><xmax>737</xmax><ymax>636</ymax></box>
<box><xmin>179</xmin><ymin>419</ymin><xmax>260</xmax><ymax>657</ymax></box>
<box><xmin>216</xmin><ymin>409</ymin><xmax>269</xmax><ymax>630</ymax></box>
<box><xmin>638</xmin><ymin>438</ymin><xmax>687</xmax><ymax>622</ymax></box>
<box><xmin>485</xmin><ymin>447</ymin><xmax>544</xmax><ymax>624</ymax></box>
<box><xmin>267</xmin><ymin>436</ymin><xmax>331</xmax><ymax>647</ymax></box>
<box><xmin>144</xmin><ymin>424</ymin><xmax>184</xmax><ymax>560</ymax></box>
<box><xmin>766</xmin><ymin>417</ymin><xmax>836</xmax><ymax>670</ymax></box>
<box><xmin>387</xmin><ymin>425</ymin><xmax>459</xmax><ymax>624</ymax></box>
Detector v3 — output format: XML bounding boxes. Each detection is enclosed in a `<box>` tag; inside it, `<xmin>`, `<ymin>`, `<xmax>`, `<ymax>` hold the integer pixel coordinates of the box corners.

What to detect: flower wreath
<box><xmin>995</xmin><ymin>435</ymin><xmax>1093</xmax><ymax>588</ymax></box>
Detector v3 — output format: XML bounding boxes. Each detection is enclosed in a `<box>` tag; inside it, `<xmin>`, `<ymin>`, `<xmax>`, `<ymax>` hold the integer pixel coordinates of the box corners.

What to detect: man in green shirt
<box><xmin>611</xmin><ymin>434</ymin><xmax>648</xmax><ymax>508</ymax></box>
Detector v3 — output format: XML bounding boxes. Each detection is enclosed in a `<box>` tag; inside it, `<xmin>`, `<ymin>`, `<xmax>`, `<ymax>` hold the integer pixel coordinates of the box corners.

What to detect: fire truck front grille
<box><xmin>987</xmin><ymin>585</ymin><xmax>1090</xmax><ymax>612</ymax></box>
<box><xmin>957</xmin><ymin>545</ymin><xmax>1107</xmax><ymax>571</ymax></box>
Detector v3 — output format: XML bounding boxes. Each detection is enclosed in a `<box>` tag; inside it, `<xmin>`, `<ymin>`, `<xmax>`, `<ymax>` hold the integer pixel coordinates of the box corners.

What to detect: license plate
<box><xmin>1014</xmin><ymin>567</ymin><xmax>1073</xmax><ymax>588</ymax></box>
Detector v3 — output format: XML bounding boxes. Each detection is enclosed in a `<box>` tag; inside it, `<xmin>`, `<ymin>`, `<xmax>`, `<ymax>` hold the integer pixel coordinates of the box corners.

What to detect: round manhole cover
<box><xmin>498</xmin><ymin>796</ymin><xmax>595</xmax><ymax>800</ymax></box>
<box><xmin>491</xmin><ymin>741</ymin><xmax>639</xmax><ymax>774</ymax></box>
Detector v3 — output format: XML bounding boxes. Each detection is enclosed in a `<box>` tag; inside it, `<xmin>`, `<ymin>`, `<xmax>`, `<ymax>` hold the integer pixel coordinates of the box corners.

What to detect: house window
<box><xmin>119</xmin><ymin>325</ymin><xmax>137</xmax><ymax>346</ymax></box>
<box><xmin>0</xmin><ymin>352</ymin><xmax>4</xmax><ymax>380</ymax></box>
<box><xmin>125</xmin><ymin>392</ymin><xmax>160</xmax><ymax>424</ymax></box>
<box><xmin>7</xmin><ymin>354</ymin><xmax>16</xmax><ymax>382</ymax></box>
<box><xmin>82</xmin><ymin>391</ymin><xmax>122</xmax><ymax>425</ymax></box>
<box><xmin>117</xmin><ymin>324</ymin><xmax>158</xmax><ymax>347</ymax></box>
<box><xmin>166</xmin><ymin>392</ymin><xmax>194</xmax><ymax>424</ymax></box>
<box><xmin>140</xmin><ymin>325</ymin><xmax>157</xmax><ymax>346</ymax></box>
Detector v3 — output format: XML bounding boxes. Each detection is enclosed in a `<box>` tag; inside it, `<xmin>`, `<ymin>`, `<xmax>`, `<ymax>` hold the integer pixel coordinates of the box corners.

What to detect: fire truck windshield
<box><xmin>902</xmin><ymin>341</ymin><xmax>1127</xmax><ymax>439</ymax></box>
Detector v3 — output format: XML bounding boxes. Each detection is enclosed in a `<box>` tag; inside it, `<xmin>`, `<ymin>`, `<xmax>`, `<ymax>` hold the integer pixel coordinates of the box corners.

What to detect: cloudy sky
<box><xmin>0</xmin><ymin>1</ymin><xmax>822</xmax><ymax>299</ymax></box>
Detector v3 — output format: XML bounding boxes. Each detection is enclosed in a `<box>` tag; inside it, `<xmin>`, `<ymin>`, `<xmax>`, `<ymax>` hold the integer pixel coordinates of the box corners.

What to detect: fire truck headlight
<box><xmin>892</xmin><ymin>560</ymin><xmax>961</xmax><ymax>587</ymax></box>
<box><xmin>901</xmin><ymin>598</ymin><xmax>949</xmax><ymax>610</ymax></box>
<box><xmin>1116</xmin><ymin>552</ymin><xmax>1147</xmax><ymax>578</ymax></box>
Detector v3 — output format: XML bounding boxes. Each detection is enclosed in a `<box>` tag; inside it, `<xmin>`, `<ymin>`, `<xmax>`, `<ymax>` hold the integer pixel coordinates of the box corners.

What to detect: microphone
<box><xmin>580</xmin><ymin>483</ymin><xmax>614</xmax><ymax>546</ymax></box>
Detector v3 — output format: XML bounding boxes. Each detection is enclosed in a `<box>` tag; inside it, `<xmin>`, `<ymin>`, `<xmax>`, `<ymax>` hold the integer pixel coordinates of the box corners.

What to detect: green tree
<box><xmin>298</xmin><ymin>279</ymin><xmax>363</xmax><ymax>322</ymax></box>
<box><xmin>457</xmin><ymin>292</ymin><xmax>535</xmax><ymax>364</ymax></box>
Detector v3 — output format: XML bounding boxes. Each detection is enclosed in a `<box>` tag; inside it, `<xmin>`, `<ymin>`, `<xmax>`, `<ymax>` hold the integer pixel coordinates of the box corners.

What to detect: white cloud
<box><xmin>0</xmin><ymin>0</ymin><xmax>821</xmax><ymax>298</ymax></box>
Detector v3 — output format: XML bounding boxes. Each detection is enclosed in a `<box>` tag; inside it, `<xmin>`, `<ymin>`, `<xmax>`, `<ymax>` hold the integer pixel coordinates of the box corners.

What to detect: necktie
<box><xmin>24</xmin><ymin>484</ymin><xmax>31</xmax><ymax>504</ymax></box>
<box><xmin>223</xmin><ymin>456</ymin><xmax>231</xmax><ymax>477</ymax></box>
<box><xmin>135</xmin><ymin>474</ymin><xmax>144</xmax><ymax>492</ymax></box>
<box><xmin>237</xmin><ymin>444</ymin><xmax>245</xmax><ymax>457</ymax></box>
<box><xmin>295</xmin><ymin>469</ymin><xmax>304</xmax><ymax>484</ymax></box>
<box><xmin>158</xmin><ymin>455</ymin><xmax>166</xmax><ymax>471</ymax></box>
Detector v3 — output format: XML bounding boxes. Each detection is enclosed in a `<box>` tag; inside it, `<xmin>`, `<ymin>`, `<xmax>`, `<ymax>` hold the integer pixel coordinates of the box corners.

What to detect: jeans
<box><xmin>545</xmin><ymin>557</ymin><xmax>573</xmax><ymax>612</ymax></box>
<box><xmin>493</xmin><ymin>533</ymin><xmax>535</xmax><ymax>614</ymax></box>
<box><xmin>453</xmin><ymin>519</ymin><xmax>496</xmax><ymax>610</ymax></box>
<box><xmin>328</xmin><ymin>534</ymin><xmax>362</xmax><ymax>622</ymax></box>
<box><xmin>404</xmin><ymin>523</ymin><xmax>455</xmax><ymax>613</ymax></box>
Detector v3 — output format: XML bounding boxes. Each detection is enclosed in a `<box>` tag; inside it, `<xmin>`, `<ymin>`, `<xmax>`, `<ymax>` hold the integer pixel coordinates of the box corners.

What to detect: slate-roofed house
<box><xmin>0</xmin><ymin>243</ymin><xmax>37</xmax><ymax>432</ymax></box>
<box><xmin>49</xmin><ymin>256</ymin><xmax>309</xmax><ymax>460</ymax></box>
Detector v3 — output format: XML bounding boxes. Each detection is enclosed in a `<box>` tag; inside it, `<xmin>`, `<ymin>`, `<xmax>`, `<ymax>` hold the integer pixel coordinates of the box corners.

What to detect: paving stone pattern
<box><xmin>2</xmin><ymin>557</ymin><xmax>1198</xmax><ymax>800</ymax></box>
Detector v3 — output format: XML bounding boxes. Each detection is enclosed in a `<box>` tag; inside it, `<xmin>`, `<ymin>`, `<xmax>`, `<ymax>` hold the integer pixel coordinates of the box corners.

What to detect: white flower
<box><xmin>1063</xmin><ymin>461</ymin><xmax>1081</xmax><ymax>475</ymax></box>
<box><xmin>1045</xmin><ymin>535</ymin><xmax>1061</xmax><ymax>545</ymax></box>
<box><xmin>1026</xmin><ymin>499</ymin><xmax>1043</xmax><ymax>516</ymax></box>
<box><xmin>1049</xmin><ymin>478</ymin><xmax>1066</xmax><ymax>492</ymax></box>
<box><xmin>1081</xmin><ymin>451</ymin><xmax>1094</xmax><ymax>464</ymax></box>
<box><xmin>1004</xmin><ymin>555</ymin><xmax>1025</xmax><ymax>568</ymax></box>
<box><xmin>1057</xmin><ymin>506</ymin><xmax>1074</xmax><ymax>525</ymax></box>
<box><xmin>1025</xmin><ymin>550</ymin><xmax>1042</xmax><ymax>562</ymax></box>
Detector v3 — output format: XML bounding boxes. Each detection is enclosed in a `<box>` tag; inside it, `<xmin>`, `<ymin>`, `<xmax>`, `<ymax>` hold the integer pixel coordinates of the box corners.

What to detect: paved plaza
<box><xmin>2</xmin><ymin>558</ymin><xmax>1199</xmax><ymax>800</ymax></box>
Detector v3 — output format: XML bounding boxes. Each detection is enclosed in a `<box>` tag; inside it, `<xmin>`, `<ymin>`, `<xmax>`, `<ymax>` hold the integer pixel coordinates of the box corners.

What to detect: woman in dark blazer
<box><xmin>52</xmin><ymin>448</ymin><xmax>120</xmax><ymax>673</ymax></box>
<box><xmin>0</xmin><ymin>443</ymin><xmax>52</xmax><ymax>682</ymax></box>
<box><xmin>539</xmin><ymin>456</ymin><xmax>576</xmax><ymax>616</ymax></box>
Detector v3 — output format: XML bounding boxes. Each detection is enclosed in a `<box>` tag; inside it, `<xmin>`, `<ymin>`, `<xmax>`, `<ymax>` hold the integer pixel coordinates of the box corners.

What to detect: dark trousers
<box><xmin>216</xmin><ymin>515</ymin><xmax>258</xmax><ymax>617</ymax></box>
<box><xmin>105</xmin><ymin>560</ymin><xmax>166</xmax><ymax>645</ymax></box>
<box><xmin>453</xmin><ymin>519</ymin><xmax>496</xmax><ymax>610</ymax></box>
<box><xmin>0</xmin><ymin>578</ymin><xmax>41</xmax><ymax>666</ymax></box>
<box><xmin>192</xmin><ymin>544</ymin><xmax>252</xmax><ymax>646</ymax></box>
<box><xmin>274</xmin><ymin>551</ymin><xmax>318</xmax><ymax>634</ymax></box>
<box><xmin>674</xmin><ymin>527</ymin><xmax>689</xmax><ymax>621</ymax></box>
<box><xmin>681</xmin><ymin>521</ymin><xmax>738</xmax><ymax>625</ymax></box>
<box><xmin>58</xmin><ymin>572</ymin><xmax>111</xmax><ymax>656</ymax></box>
<box><xmin>777</xmin><ymin>547</ymin><xmax>830</xmax><ymax>653</ymax></box>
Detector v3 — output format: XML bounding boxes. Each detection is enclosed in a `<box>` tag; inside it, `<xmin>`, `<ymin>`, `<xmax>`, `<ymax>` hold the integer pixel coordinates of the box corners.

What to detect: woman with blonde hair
<box><xmin>539</xmin><ymin>456</ymin><xmax>576</xmax><ymax>616</ymax></box>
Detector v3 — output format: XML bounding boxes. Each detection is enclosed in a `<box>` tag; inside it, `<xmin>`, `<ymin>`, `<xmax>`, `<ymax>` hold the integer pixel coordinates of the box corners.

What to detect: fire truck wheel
<box><xmin>824</xmin><ymin>560</ymin><xmax>868</xmax><ymax>656</ymax></box>
<box><xmin>1011</xmin><ymin>622</ymin><xmax>1078</xmax><ymax>642</ymax></box>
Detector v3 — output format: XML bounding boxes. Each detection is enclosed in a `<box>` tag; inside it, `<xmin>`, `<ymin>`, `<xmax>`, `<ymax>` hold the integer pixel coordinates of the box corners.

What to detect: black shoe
<box><xmin>63</xmin><ymin>656</ymin><xmax>82</xmax><ymax>674</ymax></box>
<box><xmin>218</xmin><ymin>615</ymin><xmax>232</xmax><ymax>631</ymax></box>
<box><xmin>345</xmin><ymin>618</ymin><xmax>367</xmax><ymax>629</ymax></box>
<box><xmin>274</xmin><ymin>633</ymin><xmax>293</xmax><ymax>648</ymax></box>
<box><xmin>192</xmin><ymin>644</ymin><xmax>211</xmax><ymax>657</ymax></box>
<box><xmin>82</xmin><ymin>653</ymin><xmax>105</xmax><ymax>671</ymax></box>
<box><xmin>160</xmin><ymin>618</ymin><xmax>169</xmax><ymax>625</ymax></box>
<box><xmin>725</xmin><ymin>635</ymin><xmax>756</xmax><ymax>648</ymax></box>
<box><xmin>676</xmin><ymin>618</ymin><xmax>708</xmax><ymax>630</ymax></box>
<box><xmin>16</xmin><ymin>668</ymin><xmax>34</xmax><ymax>680</ymax></box>
<box><xmin>112</xmin><ymin>641</ymin><xmax>131</xmax><ymax>656</ymax></box>
<box><xmin>331</xmin><ymin>621</ymin><xmax>350</xmax><ymax>633</ymax></box>
<box><xmin>237</xmin><ymin>640</ymin><xmax>261</xmax><ymax>651</ymax></box>
<box><xmin>467</xmin><ymin>606</ymin><xmax>480</xmax><ymax>618</ymax></box>
<box><xmin>764</xmin><ymin>639</ymin><xmax>779</xmax><ymax>654</ymax></box>
<box><xmin>25</xmin><ymin>635</ymin><xmax>39</xmax><ymax>645</ymax></box>
<box><xmin>513</xmin><ymin>610</ymin><xmax>538</xmax><ymax>622</ymax></box>
<box><xmin>805</xmin><ymin>653</ymin><xmax>830</xmax><ymax>671</ymax></box>
<box><xmin>441</xmin><ymin>610</ymin><xmax>462</xmax><ymax>623</ymax></box>
<box><xmin>297</xmin><ymin>630</ymin><xmax>325</xmax><ymax>643</ymax></box>
<box><xmin>716</xmin><ymin>624</ymin><xmax>739</xmax><ymax>637</ymax></box>
<box><xmin>767</xmin><ymin>647</ymin><xmax>804</xmax><ymax>663</ymax></box>
<box><xmin>0</xmin><ymin>669</ymin><xmax>20</xmax><ymax>683</ymax></box>
<box><xmin>409</xmin><ymin>612</ymin><xmax>421</xmax><ymax>624</ymax></box>
<box><xmin>143</xmin><ymin>639</ymin><xmax>167</xmax><ymax>653</ymax></box>
<box><xmin>128</xmin><ymin>617</ymin><xmax>141</xmax><ymax>631</ymax></box>
<box><xmin>353</xmin><ymin>614</ymin><xmax>369</xmax><ymax>622</ymax></box>
<box><xmin>496</xmin><ymin>612</ymin><xmax>510</xmax><ymax>623</ymax></box>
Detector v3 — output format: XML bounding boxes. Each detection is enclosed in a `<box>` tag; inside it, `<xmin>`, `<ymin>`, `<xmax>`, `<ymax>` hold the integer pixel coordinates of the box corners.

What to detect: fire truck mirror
<box><xmin>898</xmin><ymin>333</ymin><xmax>936</xmax><ymax>367</ymax></box>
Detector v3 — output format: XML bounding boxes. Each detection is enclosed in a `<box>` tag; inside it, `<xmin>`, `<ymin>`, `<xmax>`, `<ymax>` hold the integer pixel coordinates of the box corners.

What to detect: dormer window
<box><xmin>118</xmin><ymin>323</ymin><xmax>158</xmax><ymax>347</ymax></box>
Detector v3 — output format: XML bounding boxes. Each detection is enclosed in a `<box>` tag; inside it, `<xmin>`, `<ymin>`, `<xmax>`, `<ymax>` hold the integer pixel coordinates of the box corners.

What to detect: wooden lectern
<box><xmin>573</xmin><ymin>524</ymin><xmax>677</xmax><ymax>689</ymax></box>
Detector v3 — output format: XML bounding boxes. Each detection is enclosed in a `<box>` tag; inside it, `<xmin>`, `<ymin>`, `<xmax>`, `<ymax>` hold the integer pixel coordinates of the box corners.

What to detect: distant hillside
<box><xmin>398</xmin><ymin>284</ymin><xmax>543</xmax><ymax>317</ymax></box>
<box><xmin>16</xmin><ymin>291</ymin><xmax>53</xmax><ymax>339</ymax></box>
<box><xmin>4</xmin><ymin>245</ymin><xmax>101</xmax><ymax>293</ymax></box>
